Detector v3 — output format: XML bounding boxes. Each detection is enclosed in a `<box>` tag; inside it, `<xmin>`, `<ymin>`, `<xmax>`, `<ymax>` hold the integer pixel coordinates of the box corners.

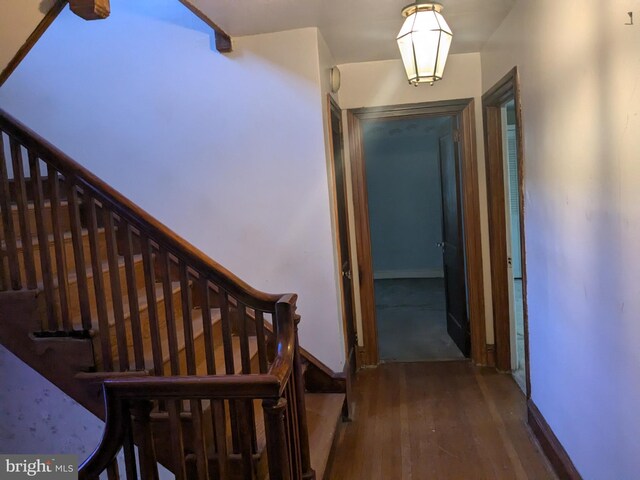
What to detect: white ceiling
<box><xmin>190</xmin><ymin>0</ymin><xmax>516</xmax><ymax>64</ymax></box>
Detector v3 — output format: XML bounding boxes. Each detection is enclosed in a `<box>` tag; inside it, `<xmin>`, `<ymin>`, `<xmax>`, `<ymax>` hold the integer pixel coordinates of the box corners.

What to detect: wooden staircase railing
<box><xmin>0</xmin><ymin>108</ymin><xmax>315</xmax><ymax>479</ymax></box>
<box><xmin>80</xmin><ymin>295</ymin><xmax>302</xmax><ymax>480</ymax></box>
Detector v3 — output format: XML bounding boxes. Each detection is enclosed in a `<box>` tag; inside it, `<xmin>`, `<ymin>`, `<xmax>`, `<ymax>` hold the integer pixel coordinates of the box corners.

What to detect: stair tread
<box><xmin>5</xmin><ymin>199</ymin><xmax>68</xmax><ymax>210</ymax></box>
<box><xmin>72</xmin><ymin>277</ymin><xmax>177</xmax><ymax>331</ymax></box>
<box><xmin>66</xmin><ymin>255</ymin><xmax>141</xmax><ymax>285</ymax></box>
<box><xmin>2</xmin><ymin>227</ymin><xmax>101</xmax><ymax>250</ymax></box>
<box><xmin>235</xmin><ymin>391</ymin><xmax>343</xmax><ymax>478</ymax></box>
<box><xmin>195</xmin><ymin>333</ymin><xmax>258</xmax><ymax>376</ymax></box>
<box><xmin>154</xmin><ymin>306</ymin><xmax>207</xmax><ymax>373</ymax></box>
<box><xmin>306</xmin><ymin>392</ymin><xmax>345</xmax><ymax>480</ymax></box>
<box><xmin>104</xmin><ymin>281</ymin><xmax>179</xmax><ymax>327</ymax></box>
<box><xmin>43</xmin><ymin>255</ymin><xmax>143</xmax><ymax>290</ymax></box>
<box><xmin>107</xmin><ymin>300</ymin><xmax>226</xmax><ymax>371</ymax></box>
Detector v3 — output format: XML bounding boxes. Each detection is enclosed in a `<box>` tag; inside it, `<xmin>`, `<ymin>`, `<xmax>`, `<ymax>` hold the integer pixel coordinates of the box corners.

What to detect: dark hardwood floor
<box><xmin>327</xmin><ymin>361</ymin><xmax>556</xmax><ymax>479</ymax></box>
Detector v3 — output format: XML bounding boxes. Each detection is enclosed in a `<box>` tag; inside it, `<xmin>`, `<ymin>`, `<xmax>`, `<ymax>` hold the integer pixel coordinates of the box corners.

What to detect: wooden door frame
<box><xmin>327</xmin><ymin>94</ymin><xmax>357</xmax><ymax>376</ymax></box>
<box><xmin>346</xmin><ymin>98</ymin><xmax>487</xmax><ymax>366</ymax></box>
<box><xmin>482</xmin><ymin>67</ymin><xmax>531</xmax><ymax>396</ymax></box>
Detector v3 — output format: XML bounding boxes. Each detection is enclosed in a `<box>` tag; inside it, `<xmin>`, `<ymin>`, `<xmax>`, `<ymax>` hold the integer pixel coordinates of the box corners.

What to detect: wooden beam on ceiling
<box><xmin>178</xmin><ymin>0</ymin><xmax>232</xmax><ymax>53</ymax></box>
<box><xmin>0</xmin><ymin>0</ymin><xmax>68</xmax><ymax>88</ymax></box>
<box><xmin>68</xmin><ymin>0</ymin><xmax>110</xmax><ymax>20</ymax></box>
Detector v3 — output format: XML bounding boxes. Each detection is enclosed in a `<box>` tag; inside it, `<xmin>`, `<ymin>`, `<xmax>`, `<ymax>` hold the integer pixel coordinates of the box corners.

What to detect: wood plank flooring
<box><xmin>327</xmin><ymin>361</ymin><xmax>556</xmax><ymax>480</ymax></box>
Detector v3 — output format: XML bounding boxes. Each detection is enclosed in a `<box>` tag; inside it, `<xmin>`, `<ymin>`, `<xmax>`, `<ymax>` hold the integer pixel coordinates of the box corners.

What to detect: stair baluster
<box><xmin>49</xmin><ymin>170</ymin><xmax>72</xmax><ymax>329</ymax></box>
<box><xmin>140</xmin><ymin>234</ymin><xmax>164</xmax><ymax>376</ymax></box>
<box><xmin>86</xmin><ymin>196</ymin><xmax>113</xmax><ymax>369</ymax></box>
<box><xmin>65</xmin><ymin>179</ymin><xmax>92</xmax><ymax>330</ymax></box>
<box><xmin>27</xmin><ymin>152</ymin><xmax>57</xmax><ymax>330</ymax></box>
<box><xmin>9</xmin><ymin>137</ymin><xmax>37</xmax><ymax>289</ymax></box>
<box><xmin>0</xmin><ymin>134</ymin><xmax>22</xmax><ymax>290</ymax></box>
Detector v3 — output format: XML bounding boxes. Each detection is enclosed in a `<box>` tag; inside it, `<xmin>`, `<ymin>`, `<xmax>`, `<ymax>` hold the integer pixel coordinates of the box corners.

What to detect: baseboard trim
<box><xmin>374</xmin><ymin>268</ymin><xmax>444</xmax><ymax>280</ymax></box>
<box><xmin>527</xmin><ymin>399</ymin><xmax>582</xmax><ymax>480</ymax></box>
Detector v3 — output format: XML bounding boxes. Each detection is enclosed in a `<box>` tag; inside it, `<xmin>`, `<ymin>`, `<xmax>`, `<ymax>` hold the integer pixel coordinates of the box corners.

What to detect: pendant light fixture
<box><xmin>396</xmin><ymin>2</ymin><xmax>453</xmax><ymax>85</ymax></box>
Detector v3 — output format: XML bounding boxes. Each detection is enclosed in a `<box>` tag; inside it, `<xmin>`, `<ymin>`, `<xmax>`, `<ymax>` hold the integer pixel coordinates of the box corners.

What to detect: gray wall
<box><xmin>363</xmin><ymin>118</ymin><xmax>450</xmax><ymax>278</ymax></box>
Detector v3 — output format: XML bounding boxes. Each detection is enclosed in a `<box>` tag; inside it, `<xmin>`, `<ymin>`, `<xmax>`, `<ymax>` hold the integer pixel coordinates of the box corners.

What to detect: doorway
<box><xmin>346</xmin><ymin>99</ymin><xmax>487</xmax><ymax>367</ymax></box>
<box><xmin>362</xmin><ymin>116</ymin><xmax>464</xmax><ymax>361</ymax></box>
<box><xmin>482</xmin><ymin>68</ymin><xmax>530</xmax><ymax>395</ymax></box>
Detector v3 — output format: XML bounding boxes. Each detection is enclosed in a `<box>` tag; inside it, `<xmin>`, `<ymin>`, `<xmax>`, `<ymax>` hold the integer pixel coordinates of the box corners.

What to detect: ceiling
<box><xmin>190</xmin><ymin>0</ymin><xmax>516</xmax><ymax>64</ymax></box>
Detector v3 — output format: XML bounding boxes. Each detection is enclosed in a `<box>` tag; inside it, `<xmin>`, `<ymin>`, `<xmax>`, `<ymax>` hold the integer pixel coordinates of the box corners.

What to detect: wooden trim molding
<box><xmin>346</xmin><ymin>99</ymin><xmax>487</xmax><ymax>366</ymax></box>
<box><xmin>458</xmin><ymin>100</ymin><xmax>488</xmax><ymax>366</ymax></box>
<box><xmin>482</xmin><ymin>67</ymin><xmax>531</xmax><ymax>396</ymax></box>
<box><xmin>527</xmin><ymin>400</ymin><xmax>582</xmax><ymax>479</ymax></box>
<box><xmin>347</xmin><ymin>109</ymin><xmax>379</xmax><ymax>366</ymax></box>
<box><xmin>483</xmin><ymin>104</ymin><xmax>510</xmax><ymax>369</ymax></box>
<box><xmin>0</xmin><ymin>0</ymin><xmax>67</xmax><ymax>88</ymax></box>
<box><xmin>178</xmin><ymin>0</ymin><xmax>232</xmax><ymax>53</ymax></box>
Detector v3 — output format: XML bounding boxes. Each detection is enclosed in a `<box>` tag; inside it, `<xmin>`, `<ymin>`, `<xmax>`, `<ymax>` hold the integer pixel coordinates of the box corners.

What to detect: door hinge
<box><xmin>452</xmin><ymin>129</ymin><xmax>461</xmax><ymax>143</ymax></box>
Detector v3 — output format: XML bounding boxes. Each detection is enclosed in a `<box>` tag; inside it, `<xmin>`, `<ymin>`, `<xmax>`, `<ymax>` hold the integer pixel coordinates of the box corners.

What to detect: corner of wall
<box><xmin>315</xmin><ymin>27</ymin><xmax>347</xmax><ymax>369</ymax></box>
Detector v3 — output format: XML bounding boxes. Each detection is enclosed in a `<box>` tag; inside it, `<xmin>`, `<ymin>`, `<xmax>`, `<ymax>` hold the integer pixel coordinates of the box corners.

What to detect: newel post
<box><xmin>263</xmin><ymin>397</ymin><xmax>292</xmax><ymax>480</ymax></box>
<box><xmin>294</xmin><ymin>314</ymin><xmax>315</xmax><ymax>480</ymax></box>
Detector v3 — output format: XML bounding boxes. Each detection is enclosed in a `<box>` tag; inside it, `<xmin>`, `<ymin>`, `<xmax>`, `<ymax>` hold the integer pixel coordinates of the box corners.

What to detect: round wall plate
<box><xmin>330</xmin><ymin>66</ymin><xmax>341</xmax><ymax>93</ymax></box>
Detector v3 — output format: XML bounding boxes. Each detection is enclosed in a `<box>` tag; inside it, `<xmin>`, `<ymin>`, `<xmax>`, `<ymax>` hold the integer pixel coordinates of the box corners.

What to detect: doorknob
<box><xmin>436</xmin><ymin>242</ymin><xmax>445</xmax><ymax>250</ymax></box>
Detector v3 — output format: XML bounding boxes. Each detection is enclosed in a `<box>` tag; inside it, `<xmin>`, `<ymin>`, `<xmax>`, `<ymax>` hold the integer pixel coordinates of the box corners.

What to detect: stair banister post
<box><xmin>263</xmin><ymin>397</ymin><xmax>292</xmax><ymax>480</ymax></box>
<box><xmin>293</xmin><ymin>314</ymin><xmax>315</xmax><ymax>480</ymax></box>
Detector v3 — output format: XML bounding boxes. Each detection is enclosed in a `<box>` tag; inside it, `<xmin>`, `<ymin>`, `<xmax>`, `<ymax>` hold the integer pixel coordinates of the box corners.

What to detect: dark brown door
<box><xmin>329</xmin><ymin>99</ymin><xmax>357</xmax><ymax>373</ymax></box>
<box><xmin>439</xmin><ymin>131</ymin><xmax>470</xmax><ymax>356</ymax></box>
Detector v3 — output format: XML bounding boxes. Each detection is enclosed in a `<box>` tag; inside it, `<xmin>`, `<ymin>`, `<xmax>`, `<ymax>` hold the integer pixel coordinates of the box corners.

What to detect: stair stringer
<box><xmin>0</xmin><ymin>289</ymin><xmax>102</xmax><ymax>414</ymax></box>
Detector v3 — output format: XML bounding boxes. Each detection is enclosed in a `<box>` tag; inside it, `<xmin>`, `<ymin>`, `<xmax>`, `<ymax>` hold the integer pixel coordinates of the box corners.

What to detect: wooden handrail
<box><xmin>103</xmin><ymin>374</ymin><xmax>282</xmax><ymax>399</ymax></box>
<box><xmin>0</xmin><ymin>108</ymin><xmax>281</xmax><ymax>311</ymax></box>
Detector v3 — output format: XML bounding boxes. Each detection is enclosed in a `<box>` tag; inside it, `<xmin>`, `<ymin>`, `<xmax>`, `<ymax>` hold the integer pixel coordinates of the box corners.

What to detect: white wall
<box><xmin>481</xmin><ymin>1</ymin><xmax>640</xmax><ymax>477</ymax></box>
<box><xmin>0</xmin><ymin>0</ymin><xmax>59</xmax><ymax>78</ymax></box>
<box><xmin>337</xmin><ymin>53</ymin><xmax>495</xmax><ymax>345</ymax></box>
<box><xmin>0</xmin><ymin>0</ymin><xmax>345</xmax><ymax>371</ymax></box>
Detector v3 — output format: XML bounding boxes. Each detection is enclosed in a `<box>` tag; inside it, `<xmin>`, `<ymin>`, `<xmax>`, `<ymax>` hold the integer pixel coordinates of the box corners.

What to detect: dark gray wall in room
<box><xmin>363</xmin><ymin>117</ymin><xmax>452</xmax><ymax>278</ymax></box>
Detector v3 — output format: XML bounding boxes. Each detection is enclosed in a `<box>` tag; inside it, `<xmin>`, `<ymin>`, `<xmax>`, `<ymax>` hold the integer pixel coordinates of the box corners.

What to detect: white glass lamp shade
<box><xmin>397</xmin><ymin>3</ymin><xmax>453</xmax><ymax>85</ymax></box>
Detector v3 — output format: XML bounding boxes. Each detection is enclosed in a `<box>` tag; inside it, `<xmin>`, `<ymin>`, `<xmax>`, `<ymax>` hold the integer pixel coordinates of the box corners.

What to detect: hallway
<box><xmin>327</xmin><ymin>362</ymin><xmax>556</xmax><ymax>479</ymax></box>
